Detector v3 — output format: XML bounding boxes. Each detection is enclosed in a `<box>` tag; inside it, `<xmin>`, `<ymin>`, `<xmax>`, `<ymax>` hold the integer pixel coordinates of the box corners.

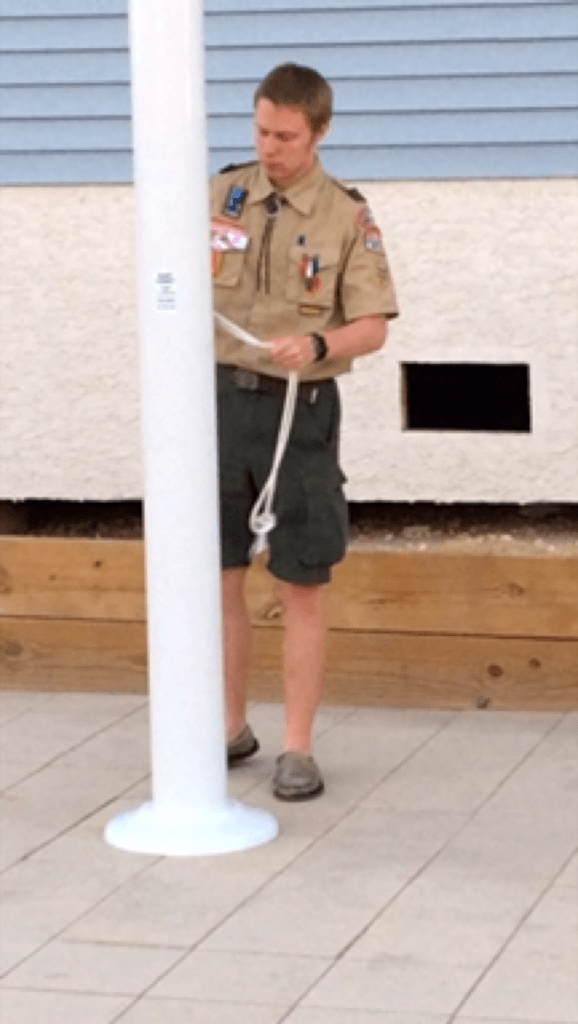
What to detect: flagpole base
<box><xmin>105</xmin><ymin>798</ymin><xmax>279</xmax><ymax>857</ymax></box>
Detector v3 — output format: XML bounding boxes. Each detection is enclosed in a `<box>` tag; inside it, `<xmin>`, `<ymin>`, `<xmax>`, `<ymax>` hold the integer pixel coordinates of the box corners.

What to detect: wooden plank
<box><xmin>2</xmin><ymin>617</ymin><xmax>576</xmax><ymax>710</ymax></box>
<box><xmin>2</xmin><ymin>536</ymin><xmax>577</xmax><ymax>640</ymax></box>
<box><xmin>0</xmin><ymin>617</ymin><xmax>147</xmax><ymax>694</ymax></box>
<box><xmin>249</xmin><ymin>629</ymin><xmax>578</xmax><ymax>710</ymax></box>
<box><xmin>0</xmin><ymin>537</ymin><xmax>146</xmax><ymax>621</ymax></box>
<box><xmin>247</xmin><ymin>550</ymin><xmax>578</xmax><ymax>640</ymax></box>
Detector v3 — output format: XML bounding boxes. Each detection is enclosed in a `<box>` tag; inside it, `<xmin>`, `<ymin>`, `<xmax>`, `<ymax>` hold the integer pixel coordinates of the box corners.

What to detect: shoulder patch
<box><xmin>332</xmin><ymin>179</ymin><xmax>367</xmax><ymax>204</ymax></box>
<box><xmin>218</xmin><ymin>160</ymin><xmax>258</xmax><ymax>175</ymax></box>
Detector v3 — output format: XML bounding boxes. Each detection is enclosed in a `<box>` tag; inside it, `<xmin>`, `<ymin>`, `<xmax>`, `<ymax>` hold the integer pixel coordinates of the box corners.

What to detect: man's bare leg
<box><xmin>222</xmin><ymin>567</ymin><xmax>251</xmax><ymax>740</ymax></box>
<box><xmin>276</xmin><ymin>581</ymin><xmax>327</xmax><ymax>754</ymax></box>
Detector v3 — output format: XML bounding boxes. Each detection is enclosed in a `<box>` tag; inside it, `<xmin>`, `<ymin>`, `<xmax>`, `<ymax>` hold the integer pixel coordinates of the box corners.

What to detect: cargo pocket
<box><xmin>297</xmin><ymin>464</ymin><xmax>348</xmax><ymax>568</ymax></box>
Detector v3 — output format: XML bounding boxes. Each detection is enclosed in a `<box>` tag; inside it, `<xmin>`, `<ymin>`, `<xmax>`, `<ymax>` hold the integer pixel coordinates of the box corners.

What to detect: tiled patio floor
<box><xmin>1</xmin><ymin>690</ymin><xmax>576</xmax><ymax>1024</ymax></box>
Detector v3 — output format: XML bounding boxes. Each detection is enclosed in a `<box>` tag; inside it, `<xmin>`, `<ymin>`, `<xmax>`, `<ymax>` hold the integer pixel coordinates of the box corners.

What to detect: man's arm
<box><xmin>268</xmin><ymin>315</ymin><xmax>387</xmax><ymax>372</ymax></box>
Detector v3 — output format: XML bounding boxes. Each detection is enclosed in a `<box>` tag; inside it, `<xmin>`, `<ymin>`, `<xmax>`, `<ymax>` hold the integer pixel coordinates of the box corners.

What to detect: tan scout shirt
<box><xmin>211</xmin><ymin>158</ymin><xmax>398</xmax><ymax>382</ymax></box>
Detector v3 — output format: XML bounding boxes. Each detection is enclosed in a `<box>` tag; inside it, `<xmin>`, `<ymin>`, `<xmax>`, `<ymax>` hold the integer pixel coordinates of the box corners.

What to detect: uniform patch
<box><xmin>222</xmin><ymin>186</ymin><xmax>248</xmax><ymax>219</ymax></box>
<box><xmin>211</xmin><ymin>219</ymin><xmax>249</xmax><ymax>252</ymax></box>
<box><xmin>356</xmin><ymin>205</ymin><xmax>384</xmax><ymax>252</ymax></box>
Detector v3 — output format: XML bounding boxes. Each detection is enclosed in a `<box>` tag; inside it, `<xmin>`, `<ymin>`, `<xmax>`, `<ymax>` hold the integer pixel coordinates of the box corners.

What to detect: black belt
<box><xmin>218</xmin><ymin>364</ymin><xmax>332</xmax><ymax>405</ymax></box>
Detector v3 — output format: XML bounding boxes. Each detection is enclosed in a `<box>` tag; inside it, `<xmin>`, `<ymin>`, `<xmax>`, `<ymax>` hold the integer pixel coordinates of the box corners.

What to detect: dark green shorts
<box><xmin>216</xmin><ymin>364</ymin><xmax>349</xmax><ymax>585</ymax></box>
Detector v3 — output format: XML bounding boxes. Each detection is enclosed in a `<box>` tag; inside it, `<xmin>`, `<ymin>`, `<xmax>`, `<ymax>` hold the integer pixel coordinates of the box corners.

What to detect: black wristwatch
<box><xmin>310</xmin><ymin>332</ymin><xmax>328</xmax><ymax>363</ymax></box>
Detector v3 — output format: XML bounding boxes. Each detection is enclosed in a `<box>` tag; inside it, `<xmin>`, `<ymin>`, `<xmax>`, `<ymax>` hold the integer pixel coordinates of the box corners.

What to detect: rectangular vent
<box><xmin>402</xmin><ymin>363</ymin><xmax>531</xmax><ymax>432</ymax></box>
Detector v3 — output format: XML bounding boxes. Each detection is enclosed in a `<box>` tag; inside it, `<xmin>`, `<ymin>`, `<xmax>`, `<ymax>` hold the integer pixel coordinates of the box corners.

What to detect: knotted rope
<box><xmin>214</xmin><ymin>311</ymin><xmax>298</xmax><ymax>557</ymax></box>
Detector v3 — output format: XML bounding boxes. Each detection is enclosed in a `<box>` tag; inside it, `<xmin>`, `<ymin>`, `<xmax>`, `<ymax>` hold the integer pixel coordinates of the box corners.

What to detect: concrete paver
<box><xmin>0</xmin><ymin>692</ymin><xmax>576</xmax><ymax>1024</ymax></box>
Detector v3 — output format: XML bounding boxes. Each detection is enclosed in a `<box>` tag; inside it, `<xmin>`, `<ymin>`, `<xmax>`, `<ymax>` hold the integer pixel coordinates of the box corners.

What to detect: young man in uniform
<box><xmin>212</xmin><ymin>63</ymin><xmax>398</xmax><ymax>800</ymax></box>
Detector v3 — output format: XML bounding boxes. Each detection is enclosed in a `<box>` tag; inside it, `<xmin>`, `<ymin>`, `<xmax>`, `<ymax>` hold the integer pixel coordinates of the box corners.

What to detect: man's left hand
<box><xmin>268</xmin><ymin>335</ymin><xmax>315</xmax><ymax>371</ymax></box>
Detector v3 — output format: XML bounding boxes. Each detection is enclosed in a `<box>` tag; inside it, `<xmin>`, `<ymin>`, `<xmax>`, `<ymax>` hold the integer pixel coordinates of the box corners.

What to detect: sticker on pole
<box><xmin>155</xmin><ymin>272</ymin><xmax>176</xmax><ymax>311</ymax></box>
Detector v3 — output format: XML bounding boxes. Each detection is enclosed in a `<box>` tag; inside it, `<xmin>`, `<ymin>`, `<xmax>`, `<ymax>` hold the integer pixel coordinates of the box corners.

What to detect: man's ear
<box><xmin>313</xmin><ymin>120</ymin><xmax>331</xmax><ymax>146</ymax></box>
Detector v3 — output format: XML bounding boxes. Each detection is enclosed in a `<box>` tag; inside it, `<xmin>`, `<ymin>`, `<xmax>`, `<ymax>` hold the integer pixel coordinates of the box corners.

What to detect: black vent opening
<box><xmin>402</xmin><ymin>363</ymin><xmax>531</xmax><ymax>432</ymax></box>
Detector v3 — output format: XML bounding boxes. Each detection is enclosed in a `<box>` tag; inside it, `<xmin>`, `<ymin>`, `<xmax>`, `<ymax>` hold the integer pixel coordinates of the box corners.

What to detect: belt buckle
<box><xmin>234</xmin><ymin>368</ymin><xmax>259</xmax><ymax>391</ymax></box>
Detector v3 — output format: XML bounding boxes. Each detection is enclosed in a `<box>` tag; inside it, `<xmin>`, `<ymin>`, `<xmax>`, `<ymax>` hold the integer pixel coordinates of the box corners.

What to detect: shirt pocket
<box><xmin>213</xmin><ymin>249</ymin><xmax>246</xmax><ymax>288</ymax></box>
<box><xmin>285</xmin><ymin>245</ymin><xmax>340</xmax><ymax>309</ymax></box>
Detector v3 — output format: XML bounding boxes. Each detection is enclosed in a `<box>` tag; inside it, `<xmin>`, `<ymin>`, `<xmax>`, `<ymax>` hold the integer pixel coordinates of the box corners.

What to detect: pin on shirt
<box><xmin>300</xmin><ymin>254</ymin><xmax>323</xmax><ymax>294</ymax></box>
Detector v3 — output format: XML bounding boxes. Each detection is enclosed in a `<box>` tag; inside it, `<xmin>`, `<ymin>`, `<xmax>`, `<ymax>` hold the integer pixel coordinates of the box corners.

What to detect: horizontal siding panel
<box><xmin>209</xmin><ymin>110</ymin><xmax>577</xmax><ymax>148</ymax></box>
<box><xmin>206</xmin><ymin>41</ymin><xmax>578</xmax><ymax>79</ymax></box>
<box><xmin>0</xmin><ymin>15</ymin><xmax>128</xmax><ymax>51</ymax></box>
<box><xmin>3</xmin><ymin>109</ymin><xmax>575</xmax><ymax>154</ymax></box>
<box><xmin>207</xmin><ymin>74</ymin><xmax>578</xmax><ymax>113</ymax></box>
<box><xmin>205</xmin><ymin>0</ymin><xmax>578</xmax><ymax>9</ymax></box>
<box><xmin>3</xmin><ymin>73</ymin><xmax>576</xmax><ymax>119</ymax></box>
<box><xmin>3</xmin><ymin>39</ymin><xmax>574</xmax><ymax>87</ymax></box>
<box><xmin>1</xmin><ymin>1</ymin><xmax>576</xmax><ymax>185</ymax></box>
<box><xmin>202</xmin><ymin>6</ymin><xmax>578</xmax><ymax>46</ymax></box>
<box><xmin>0</xmin><ymin>50</ymin><xmax>129</xmax><ymax>85</ymax></box>
<box><xmin>1</xmin><ymin>0</ymin><xmax>572</xmax><ymax>12</ymax></box>
<box><xmin>0</xmin><ymin>1</ymin><xmax>125</xmax><ymax>14</ymax></box>
<box><xmin>0</xmin><ymin>84</ymin><xmax>130</xmax><ymax>117</ymax></box>
<box><xmin>0</xmin><ymin>150</ymin><xmax>132</xmax><ymax>183</ymax></box>
<box><xmin>2</xmin><ymin>118</ymin><xmax>130</xmax><ymax>151</ymax></box>
<box><xmin>3</xmin><ymin>8</ymin><xmax>575</xmax><ymax>52</ymax></box>
<box><xmin>2</xmin><ymin>143</ymin><xmax>576</xmax><ymax>185</ymax></box>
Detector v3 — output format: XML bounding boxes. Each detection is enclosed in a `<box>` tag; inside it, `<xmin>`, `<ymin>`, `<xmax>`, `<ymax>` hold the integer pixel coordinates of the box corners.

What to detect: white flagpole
<box><xmin>105</xmin><ymin>0</ymin><xmax>278</xmax><ymax>856</ymax></box>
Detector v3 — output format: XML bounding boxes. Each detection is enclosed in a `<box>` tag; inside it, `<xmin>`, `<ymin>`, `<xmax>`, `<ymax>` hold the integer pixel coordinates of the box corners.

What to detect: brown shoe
<box><xmin>272</xmin><ymin>751</ymin><xmax>324</xmax><ymax>801</ymax></box>
<box><xmin>227</xmin><ymin>724</ymin><xmax>259</xmax><ymax>766</ymax></box>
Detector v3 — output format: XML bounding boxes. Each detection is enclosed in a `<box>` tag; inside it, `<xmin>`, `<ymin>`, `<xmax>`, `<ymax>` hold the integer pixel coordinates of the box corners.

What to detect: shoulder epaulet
<box><xmin>218</xmin><ymin>160</ymin><xmax>258</xmax><ymax>175</ymax></box>
<box><xmin>332</xmin><ymin>179</ymin><xmax>367</xmax><ymax>204</ymax></box>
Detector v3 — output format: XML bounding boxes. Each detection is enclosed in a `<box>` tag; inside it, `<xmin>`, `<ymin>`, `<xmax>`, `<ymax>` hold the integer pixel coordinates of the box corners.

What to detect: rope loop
<box><xmin>214</xmin><ymin>312</ymin><xmax>299</xmax><ymax>559</ymax></box>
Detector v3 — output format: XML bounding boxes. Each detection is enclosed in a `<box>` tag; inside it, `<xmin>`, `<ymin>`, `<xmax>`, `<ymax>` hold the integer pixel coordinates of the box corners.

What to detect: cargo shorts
<box><xmin>216</xmin><ymin>364</ymin><xmax>349</xmax><ymax>585</ymax></box>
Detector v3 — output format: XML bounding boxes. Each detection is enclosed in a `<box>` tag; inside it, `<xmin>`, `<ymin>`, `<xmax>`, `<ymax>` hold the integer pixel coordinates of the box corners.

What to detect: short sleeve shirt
<box><xmin>211</xmin><ymin>158</ymin><xmax>399</xmax><ymax>382</ymax></box>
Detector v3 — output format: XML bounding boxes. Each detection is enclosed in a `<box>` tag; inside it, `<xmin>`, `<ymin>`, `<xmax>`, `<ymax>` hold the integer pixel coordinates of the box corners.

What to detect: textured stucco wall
<box><xmin>1</xmin><ymin>180</ymin><xmax>577</xmax><ymax>502</ymax></box>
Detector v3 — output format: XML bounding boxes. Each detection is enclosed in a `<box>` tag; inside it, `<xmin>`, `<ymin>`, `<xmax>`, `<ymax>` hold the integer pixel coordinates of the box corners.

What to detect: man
<box><xmin>211</xmin><ymin>63</ymin><xmax>398</xmax><ymax>800</ymax></box>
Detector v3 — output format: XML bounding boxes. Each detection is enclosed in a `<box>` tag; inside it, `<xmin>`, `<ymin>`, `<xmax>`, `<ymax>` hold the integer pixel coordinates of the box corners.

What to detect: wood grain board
<box><xmin>1</xmin><ymin>536</ymin><xmax>576</xmax><ymax>708</ymax></box>
<box><xmin>2</xmin><ymin>537</ymin><xmax>576</xmax><ymax>639</ymax></box>
<box><xmin>1</xmin><ymin>616</ymin><xmax>575</xmax><ymax>710</ymax></box>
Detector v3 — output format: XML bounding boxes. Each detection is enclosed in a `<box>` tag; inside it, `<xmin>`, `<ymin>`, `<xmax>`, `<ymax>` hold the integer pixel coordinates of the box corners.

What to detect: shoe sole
<box><xmin>227</xmin><ymin>737</ymin><xmax>259</xmax><ymax>766</ymax></box>
<box><xmin>273</xmin><ymin>780</ymin><xmax>325</xmax><ymax>802</ymax></box>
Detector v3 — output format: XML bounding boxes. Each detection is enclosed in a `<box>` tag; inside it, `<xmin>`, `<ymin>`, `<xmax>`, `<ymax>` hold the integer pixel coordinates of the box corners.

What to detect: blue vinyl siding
<box><xmin>0</xmin><ymin>0</ymin><xmax>577</xmax><ymax>184</ymax></box>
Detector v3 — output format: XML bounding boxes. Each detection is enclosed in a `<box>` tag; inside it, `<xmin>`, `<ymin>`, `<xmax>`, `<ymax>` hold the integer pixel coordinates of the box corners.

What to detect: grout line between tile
<box><xmin>273</xmin><ymin>712</ymin><xmax>572</xmax><ymax>1022</ymax></box>
<box><xmin>0</xmin><ymin>770</ymin><xmax>152</xmax><ymax>874</ymax></box>
<box><xmin>0</xmin><ymin>851</ymin><xmax>163</xmax><ymax>982</ymax></box>
<box><xmin>1</xmin><ymin>698</ymin><xmax>149</xmax><ymax>797</ymax></box>
<box><xmin>446</xmin><ymin>841</ymin><xmax>578</xmax><ymax>1023</ymax></box>
<box><xmin>89</xmin><ymin>713</ymin><xmax>463</xmax><ymax>1022</ymax></box>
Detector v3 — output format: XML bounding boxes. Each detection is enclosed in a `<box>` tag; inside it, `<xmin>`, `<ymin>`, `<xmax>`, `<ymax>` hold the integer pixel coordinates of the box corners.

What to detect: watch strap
<box><xmin>310</xmin><ymin>333</ymin><xmax>328</xmax><ymax>362</ymax></box>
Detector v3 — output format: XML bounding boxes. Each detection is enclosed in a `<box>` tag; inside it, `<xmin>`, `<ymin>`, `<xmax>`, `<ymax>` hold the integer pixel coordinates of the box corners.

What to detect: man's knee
<box><xmin>275</xmin><ymin>579</ymin><xmax>326</xmax><ymax>616</ymax></box>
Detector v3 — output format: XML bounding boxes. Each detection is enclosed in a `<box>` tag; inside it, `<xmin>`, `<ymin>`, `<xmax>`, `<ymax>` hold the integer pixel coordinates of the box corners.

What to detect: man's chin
<box><xmin>265</xmin><ymin>164</ymin><xmax>285</xmax><ymax>182</ymax></box>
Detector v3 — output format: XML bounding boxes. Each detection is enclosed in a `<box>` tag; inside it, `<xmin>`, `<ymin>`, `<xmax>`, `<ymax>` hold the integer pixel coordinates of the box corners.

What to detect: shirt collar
<box><xmin>248</xmin><ymin>158</ymin><xmax>325</xmax><ymax>216</ymax></box>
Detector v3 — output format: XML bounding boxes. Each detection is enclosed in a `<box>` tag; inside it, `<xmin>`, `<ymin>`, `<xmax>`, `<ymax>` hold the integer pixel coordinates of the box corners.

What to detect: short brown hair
<box><xmin>254</xmin><ymin>63</ymin><xmax>333</xmax><ymax>135</ymax></box>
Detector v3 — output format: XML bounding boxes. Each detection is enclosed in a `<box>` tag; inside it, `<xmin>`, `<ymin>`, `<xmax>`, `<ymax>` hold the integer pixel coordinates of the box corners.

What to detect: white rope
<box><xmin>214</xmin><ymin>311</ymin><xmax>299</xmax><ymax>557</ymax></box>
